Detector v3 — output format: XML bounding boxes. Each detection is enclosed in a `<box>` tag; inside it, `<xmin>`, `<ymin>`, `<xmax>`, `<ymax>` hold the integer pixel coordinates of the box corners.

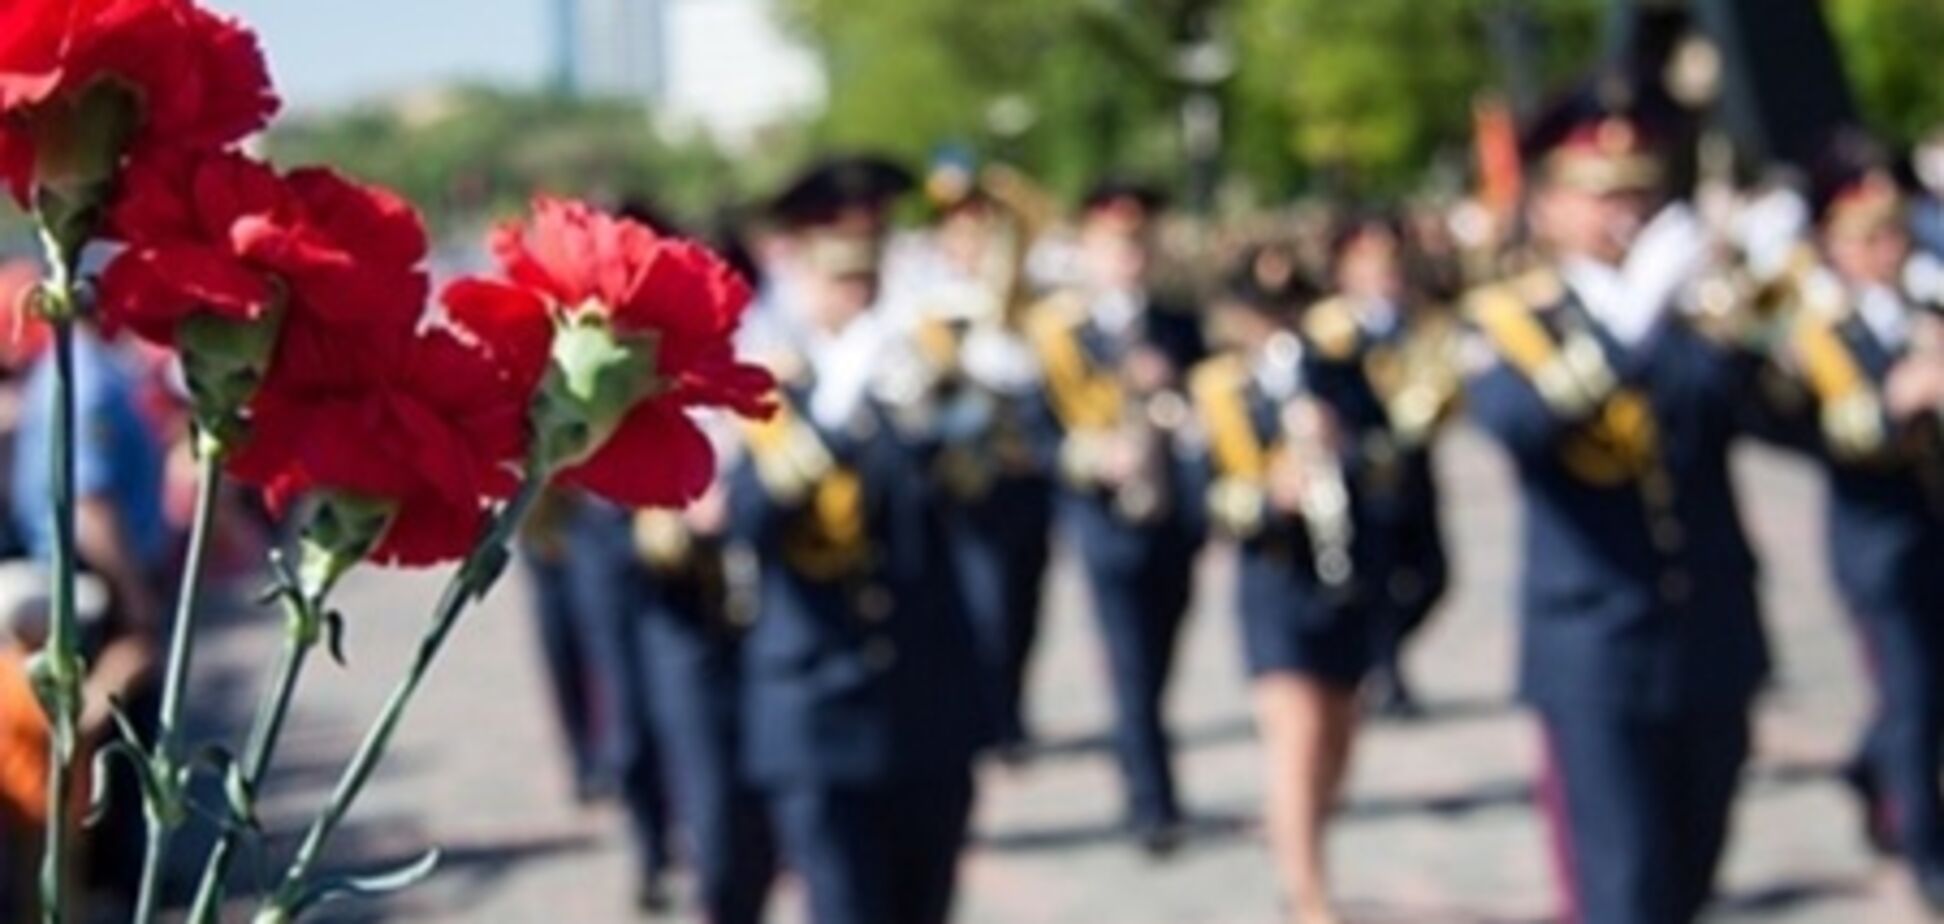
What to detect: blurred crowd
<box><xmin>0</xmin><ymin>257</ymin><xmax>275</xmax><ymax>918</ymax></box>
<box><xmin>498</xmin><ymin>85</ymin><xmax>1944</xmax><ymax>924</ymax></box>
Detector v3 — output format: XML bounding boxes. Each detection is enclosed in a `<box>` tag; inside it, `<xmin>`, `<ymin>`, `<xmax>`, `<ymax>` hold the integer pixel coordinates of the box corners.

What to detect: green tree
<box><xmin>782</xmin><ymin>0</ymin><xmax>1192</xmax><ymax>199</ymax></box>
<box><xmin>1826</xmin><ymin>0</ymin><xmax>1944</xmax><ymax>145</ymax></box>
<box><xmin>263</xmin><ymin>87</ymin><xmax>743</xmax><ymax>234</ymax></box>
<box><xmin>1231</xmin><ymin>0</ymin><xmax>1604</xmax><ymax>194</ymax></box>
<box><xmin>786</xmin><ymin>0</ymin><xmax>1607</xmax><ymax>202</ymax></box>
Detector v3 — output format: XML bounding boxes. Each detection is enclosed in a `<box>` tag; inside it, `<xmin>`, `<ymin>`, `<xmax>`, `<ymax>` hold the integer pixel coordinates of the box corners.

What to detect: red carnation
<box><xmin>100</xmin><ymin>149</ymin><xmax>428</xmax><ymax>356</ymax></box>
<box><xmin>228</xmin><ymin>320</ymin><xmax>533</xmax><ymax>566</ymax></box>
<box><xmin>98</xmin><ymin>148</ymin><xmax>286</xmax><ymax>343</ymax></box>
<box><xmin>441</xmin><ymin>197</ymin><xmax>773</xmax><ymax>509</ymax></box>
<box><xmin>0</xmin><ymin>0</ymin><xmax>278</xmax><ymax>204</ymax></box>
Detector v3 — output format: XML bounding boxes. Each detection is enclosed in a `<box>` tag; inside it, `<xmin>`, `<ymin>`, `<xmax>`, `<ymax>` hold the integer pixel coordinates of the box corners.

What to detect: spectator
<box><xmin>10</xmin><ymin>317</ymin><xmax>168</xmax><ymax>912</ymax></box>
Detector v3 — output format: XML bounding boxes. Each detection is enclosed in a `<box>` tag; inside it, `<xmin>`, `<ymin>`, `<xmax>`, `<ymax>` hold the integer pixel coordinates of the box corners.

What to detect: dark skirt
<box><xmin>1235</xmin><ymin>546</ymin><xmax>1372</xmax><ymax>687</ymax></box>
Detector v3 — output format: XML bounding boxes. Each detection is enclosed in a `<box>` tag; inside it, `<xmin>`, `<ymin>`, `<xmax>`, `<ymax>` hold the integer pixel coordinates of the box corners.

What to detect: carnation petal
<box><xmin>560</xmin><ymin>398</ymin><xmax>714</xmax><ymax>509</ymax></box>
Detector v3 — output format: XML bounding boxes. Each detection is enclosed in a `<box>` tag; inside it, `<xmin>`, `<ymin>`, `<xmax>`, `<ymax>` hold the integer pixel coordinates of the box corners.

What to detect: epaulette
<box><xmin>1789</xmin><ymin>310</ymin><xmax>1885</xmax><ymax>459</ymax></box>
<box><xmin>1188</xmin><ymin>354</ymin><xmax>1270</xmax><ymax>537</ymax></box>
<box><xmin>1023</xmin><ymin>291</ymin><xmax>1087</xmax><ymax>342</ymax></box>
<box><xmin>1188</xmin><ymin>355</ymin><xmax>1267</xmax><ymax>481</ymax></box>
<box><xmin>1460</xmin><ymin>268</ymin><xmax>1564</xmax><ymax>325</ymax></box>
<box><xmin>1301</xmin><ymin>297</ymin><xmax>1362</xmax><ymax>362</ymax></box>
<box><xmin>1027</xmin><ymin>290</ymin><xmax>1123</xmax><ymax>431</ymax></box>
<box><xmin>1464</xmin><ymin>270</ymin><xmax>1624</xmax><ymax>429</ymax></box>
<box><xmin>1186</xmin><ymin>354</ymin><xmax>1248</xmax><ymax>405</ymax></box>
<box><xmin>1510</xmin><ymin>267</ymin><xmax>1566</xmax><ymax>307</ymax></box>
<box><xmin>1462</xmin><ymin>276</ymin><xmax>1559</xmax><ymax>379</ymax></box>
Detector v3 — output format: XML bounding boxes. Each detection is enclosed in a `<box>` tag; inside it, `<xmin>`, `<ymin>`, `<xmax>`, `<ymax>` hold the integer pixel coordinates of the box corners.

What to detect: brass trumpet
<box><xmin>1113</xmin><ymin>356</ymin><xmax>1190</xmax><ymax>525</ymax></box>
<box><xmin>1277</xmin><ymin>397</ymin><xmax>1355</xmax><ymax>590</ymax></box>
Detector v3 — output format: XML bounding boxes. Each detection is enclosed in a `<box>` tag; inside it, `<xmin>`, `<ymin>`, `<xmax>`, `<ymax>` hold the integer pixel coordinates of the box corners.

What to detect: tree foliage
<box><xmin>1826</xmin><ymin>0</ymin><xmax>1944</xmax><ymax>145</ymax></box>
<box><xmin>785</xmin><ymin>0</ymin><xmax>1944</xmax><ymax>202</ymax></box>
<box><xmin>10</xmin><ymin>0</ymin><xmax>1938</xmax><ymax>240</ymax></box>
<box><xmin>262</xmin><ymin>87</ymin><xmax>744</xmax><ymax>233</ymax></box>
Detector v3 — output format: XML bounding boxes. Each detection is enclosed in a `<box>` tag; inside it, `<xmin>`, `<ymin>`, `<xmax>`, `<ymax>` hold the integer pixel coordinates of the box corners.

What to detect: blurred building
<box><xmin>553</xmin><ymin>0</ymin><xmax>825</xmax><ymax>148</ymax></box>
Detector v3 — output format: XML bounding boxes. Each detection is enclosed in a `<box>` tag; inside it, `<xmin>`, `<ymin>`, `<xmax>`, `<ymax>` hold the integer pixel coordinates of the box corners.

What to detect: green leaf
<box><xmin>285</xmin><ymin>848</ymin><xmax>444</xmax><ymax>918</ymax></box>
<box><xmin>84</xmin><ymin>741</ymin><xmax>140</xmax><ymax>827</ymax></box>
<box><xmin>324</xmin><ymin>610</ymin><xmax>349</xmax><ymax>668</ymax></box>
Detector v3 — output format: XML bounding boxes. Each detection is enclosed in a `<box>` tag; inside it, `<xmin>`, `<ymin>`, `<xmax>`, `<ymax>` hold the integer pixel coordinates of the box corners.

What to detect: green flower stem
<box><xmin>36</xmin><ymin>242</ymin><xmax>84</xmax><ymax>924</ymax></box>
<box><xmin>184</xmin><ymin>592</ymin><xmax>318</xmax><ymax>924</ymax></box>
<box><xmin>255</xmin><ymin>476</ymin><xmax>545</xmax><ymax>923</ymax></box>
<box><xmin>132</xmin><ymin>442</ymin><xmax>224</xmax><ymax>924</ymax></box>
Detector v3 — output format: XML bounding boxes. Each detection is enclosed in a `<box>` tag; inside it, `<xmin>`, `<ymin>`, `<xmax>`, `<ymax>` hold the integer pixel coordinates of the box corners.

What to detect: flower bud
<box><xmin>298</xmin><ymin>493</ymin><xmax>396</xmax><ymax>596</ymax></box>
<box><xmin>28</xmin><ymin>80</ymin><xmax>140</xmax><ymax>258</ymax></box>
<box><xmin>531</xmin><ymin>307</ymin><xmax>662</xmax><ymax>474</ymax></box>
<box><xmin>178</xmin><ymin>303</ymin><xmax>286</xmax><ymax>454</ymax></box>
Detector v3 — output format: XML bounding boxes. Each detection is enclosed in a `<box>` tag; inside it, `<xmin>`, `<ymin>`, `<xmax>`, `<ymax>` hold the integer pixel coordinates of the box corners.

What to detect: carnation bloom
<box><xmin>100</xmin><ymin>148</ymin><xmax>428</xmax><ymax>350</ymax></box>
<box><xmin>228</xmin><ymin>317</ymin><xmax>534</xmax><ymax>567</ymax></box>
<box><xmin>0</xmin><ymin>0</ymin><xmax>278</xmax><ymax>204</ymax></box>
<box><xmin>441</xmin><ymin>197</ymin><xmax>773</xmax><ymax>509</ymax></box>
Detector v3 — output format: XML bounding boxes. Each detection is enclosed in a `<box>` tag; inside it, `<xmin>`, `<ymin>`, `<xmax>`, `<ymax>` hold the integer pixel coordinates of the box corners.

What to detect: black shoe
<box><xmin>1842</xmin><ymin>760</ymin><xmax>1897</xmax><ymax>856</ymax></box>
<box><xmin>635</xmin><ymin>872</ymin><xmax>673</xmax><ymax>916</ymax></box>
<box><xmin>1367</xmin><ymin>668</ymin><xmax>1423</xmax><ymax>721</ymax></box>
<box><xmin>1132</xmin><ymin>817</ymin><xmax>1186</xmax><ymax>860</ymax></box>
<box><xmin>991</xmin><ymin>735</ymin><xmax>1036</xmax><ymax>769</ymax></box>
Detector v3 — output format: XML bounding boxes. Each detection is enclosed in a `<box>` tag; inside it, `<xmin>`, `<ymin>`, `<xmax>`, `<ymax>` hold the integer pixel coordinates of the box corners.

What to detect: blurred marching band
<box><xmin>505</xmin><ymin>60</ymin><xmax>1944</xmax><ymax>924</ymax></box>
<box><xmin>0</xmin><ymin>18</ymin><xmax>1943</xmax><ymax>924</ymax></box>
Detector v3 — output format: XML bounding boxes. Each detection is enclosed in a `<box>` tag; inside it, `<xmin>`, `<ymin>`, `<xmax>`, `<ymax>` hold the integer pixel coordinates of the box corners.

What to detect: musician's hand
<box><xmin>683</xmin><ymin>484</ymin><xmax>729</xmax><ymax>537</ymax></box>
<box><xmin>1910</xmin><ymin>312</ymin><xmax>1944</xmax><ymax>358</ymax></box>
<box><xmin>1125</xmin><ymin>346</ymin><xmax>1176</xmax><ymax>394</ymax></box>
<box><xmin>1095</xmin><ymin>432</ymin><xmax>1143</xmax><ymax>487</ymax></box>
<box><xmin>1885</xmin><ymin>354</ymin><xmax>1944</xmax><ymax>422</ymax></box>
<box><xmin>1266</xmin><ymin>455</ymin><xmax>1309</xmax><ymax>516</ymax></box>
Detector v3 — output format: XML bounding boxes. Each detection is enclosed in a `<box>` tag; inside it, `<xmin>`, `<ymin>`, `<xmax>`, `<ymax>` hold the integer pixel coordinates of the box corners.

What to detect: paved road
<box><xmin>180</xmin><ymin>430</ymin><xmax>1926</xmax><ymax>923</ymax></box>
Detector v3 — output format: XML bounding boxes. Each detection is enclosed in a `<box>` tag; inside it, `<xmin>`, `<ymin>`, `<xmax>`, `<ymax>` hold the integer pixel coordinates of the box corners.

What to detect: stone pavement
<box><xmin>179</xmin><ymin>431</ymin><xmax>1927</xmax><ymax>923</ymax></box>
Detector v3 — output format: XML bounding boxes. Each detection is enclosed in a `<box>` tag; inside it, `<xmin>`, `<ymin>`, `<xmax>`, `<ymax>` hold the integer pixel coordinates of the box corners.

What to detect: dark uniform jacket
<box><xmin>1026</xmin><ymin>294</ymin><xmax>1209</xmax><ymax>573</ymax></box>
<box><xmin>1466</xmin><ymin>271</ymin><xmax>1771</xmax><ymax>720</ymax></box>
<box><xmin>1188</xmin><ymin>350</ymin><xmax>1370</xmax><ymax>631</ymax></box>
<box><xmin>1792</xmin><ymin>302</ymin><xmax>1944</xmax><ymax>618</ymax></box>
<box><xmin>730</xmin><ymin>379</ymin><xmax>991</xmax><ymax>787</ymax></box>
<box><xmin>1300</xmin><ymin>298</ymin><xmax>1459</xmax><ymax>621</ymax></box>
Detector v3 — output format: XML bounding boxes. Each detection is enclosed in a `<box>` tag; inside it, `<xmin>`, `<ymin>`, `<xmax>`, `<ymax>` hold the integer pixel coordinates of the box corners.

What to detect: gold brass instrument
<box><xmin>629</xmin><ymin>511</ymin><xmax>759</xmax><ymax>628</ymax></box>
<box><xmin>1281</xmin><ymin>396</ymin><xmax>1355</xmax><ymax>590</ymax></box>
<box><xmin>1028</xmin><ymin>292</ymin><xmax>1191</xmax><ymax>524</ymax></box>
<box><xmin>911</xmin><ymin>165</ymin><xmax>1059</xmax><ymax>501</ymax></box>
<box><xmin>1113</xmin><ymin>347</ymin><xmax>1189</xmax><ymax>525</ymax></box>
<box><xmin>1364</xmin><ymin>314</ymin><xmax>1464</xmax><ymax>452</ymax></box>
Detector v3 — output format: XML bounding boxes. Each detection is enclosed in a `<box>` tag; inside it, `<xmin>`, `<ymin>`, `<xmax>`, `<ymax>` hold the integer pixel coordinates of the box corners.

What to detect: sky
<box><xmin>207</xmin><ymin>0</ymin><xmax>550</xmax><ymax>110</ymax></box>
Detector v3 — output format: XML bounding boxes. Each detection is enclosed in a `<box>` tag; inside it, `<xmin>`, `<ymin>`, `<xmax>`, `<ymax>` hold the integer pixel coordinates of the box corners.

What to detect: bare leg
<box><xmin>1253</xmin><ymin>673</ymin><xmax>1359</xmax><ymax>924</ymax></box>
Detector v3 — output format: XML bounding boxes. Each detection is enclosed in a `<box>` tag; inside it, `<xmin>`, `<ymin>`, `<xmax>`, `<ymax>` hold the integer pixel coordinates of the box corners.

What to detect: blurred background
<box><xmin>147</xmin><ymin>0</ymin><xmax>1944</xmax><ymax>232</ymax></box>
<box><xmin>4</xmin><ymin>2</ymin><xmax>1944</xmax><ymax>923</ymax></box>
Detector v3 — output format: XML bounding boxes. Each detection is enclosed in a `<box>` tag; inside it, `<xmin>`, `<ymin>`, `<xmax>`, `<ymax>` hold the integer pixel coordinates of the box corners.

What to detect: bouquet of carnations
<box><xmin>0</xmin><ymin>2</ymin><xmax>774</xmax><ymax>921</ymax></box>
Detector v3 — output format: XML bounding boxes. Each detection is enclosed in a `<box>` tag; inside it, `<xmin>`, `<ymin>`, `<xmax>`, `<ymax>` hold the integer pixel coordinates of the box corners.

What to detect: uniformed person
<box><xmin>516</xmin><ymin>487</ymin><xmax>604</xmax><ymax>801</ymax></box>
<box><xmin>1789</xmin><ymin>150</ymin><xmax>1944</xmax><ymax>909</ymax></box>
<box><xmin>1189</xmin><ymin>244</ymin><xmax>1369</xmax><ymax>924</ymax></box>
<box><xmin>1463</xmin><ymin>90</ymin><xmax>1774</xmax><ymax>924</ymax></box>
<box><xmin>730</xmin><ymin>173</ymin><xmax>990</xmax><ymax>924</ymax></box>
<box><xmin>743</xmin><ymin>155</ymin><xmax>918</xmax><ymax>366</ymax></box>
<box><xmin>558</xmin><ymin>492</ymin><xmax>675</xmax><ymax>912</ymax></box>
<box><xmin>1302</xmin><ymin>215</ymin><xmax>1460</xmax><ymax>718</ymax></box>
<box><xmin>891</xmin><ymin>152</ymin><xmax>1057</xmax><ymax>758</ymax></box>
<box><xmin>631</xmin><ymin>437</ymin><xmax>777</xmax><ymax>924</ymax></box>
<box><xmin>1025</xmin><ymin>179</ymin><xmax>1207</xmax><ymax>853</ymax></box>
